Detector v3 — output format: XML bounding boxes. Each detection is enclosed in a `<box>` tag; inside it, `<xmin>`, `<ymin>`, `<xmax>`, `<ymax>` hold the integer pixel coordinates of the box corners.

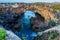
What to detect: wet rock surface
<box><xmin>0</xmin><ymin>13</ymin><xmax>24</xmax><ymax>31</ymax></box>
<box><xmin>30</xmin><ymin>13</ymin><xmax>50</xmax><ymax>32</ymax></box>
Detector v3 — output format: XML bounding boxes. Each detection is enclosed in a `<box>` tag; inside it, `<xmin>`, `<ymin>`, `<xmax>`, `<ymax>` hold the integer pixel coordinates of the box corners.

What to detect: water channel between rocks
<box><xmin>15</xmin><ymin>10</ymin><xmax>37</xmax><ymax>40</ymax></box>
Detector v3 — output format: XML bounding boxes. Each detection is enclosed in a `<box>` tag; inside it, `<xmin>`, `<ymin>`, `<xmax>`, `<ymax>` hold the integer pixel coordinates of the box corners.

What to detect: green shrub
<box><xmin>52</xmin><ymin>5</ymin><xmax>60</xmax><ymax>11</ymax></box>
<box><xmin>41</xmin><ymin>30</ymin><xmax>59</xmax><ymax>40</ymax></box>
<box><xmin>0</xmin><ymin>29</ymin><xmax>6</xmax><ymax>40</ymax></box>
<box><xmin>49</xmin><ymin>20</ymin><xmax>57</xmax><ymax>26</ymax></box>
<box><xmin>48</xmin><ymin>30</ymin><xmax>59</xmax><ymax>39</ymax></box>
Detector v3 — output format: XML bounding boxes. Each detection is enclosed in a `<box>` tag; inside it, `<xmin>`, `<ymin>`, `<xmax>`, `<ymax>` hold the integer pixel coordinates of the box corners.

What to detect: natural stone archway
<box><xmin>35</xmin><ymin>7</ymin><xmax>55</xmax><ymax>21</ymax></box>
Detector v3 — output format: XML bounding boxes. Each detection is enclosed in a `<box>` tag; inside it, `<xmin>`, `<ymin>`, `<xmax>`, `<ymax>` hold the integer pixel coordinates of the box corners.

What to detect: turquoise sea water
<box><xmin>15</xmin><ymin>11</ymin><xmax>37</xmax><ymax>40</ymax></box>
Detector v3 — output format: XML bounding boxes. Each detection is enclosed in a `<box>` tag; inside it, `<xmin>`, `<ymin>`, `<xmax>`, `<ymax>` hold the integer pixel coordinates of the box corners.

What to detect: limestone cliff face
<box><xmin>36</xmin><ymin>7</ymin><xmax>55</xmax><ymax>21</ymax></box>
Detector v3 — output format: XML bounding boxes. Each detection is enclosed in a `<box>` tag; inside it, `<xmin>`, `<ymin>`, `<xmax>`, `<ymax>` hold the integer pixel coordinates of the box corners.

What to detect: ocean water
<box><xmin>15</xmin><ymin>11</ymin><xmax>37</xmax><ymax>40</ymax></box>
